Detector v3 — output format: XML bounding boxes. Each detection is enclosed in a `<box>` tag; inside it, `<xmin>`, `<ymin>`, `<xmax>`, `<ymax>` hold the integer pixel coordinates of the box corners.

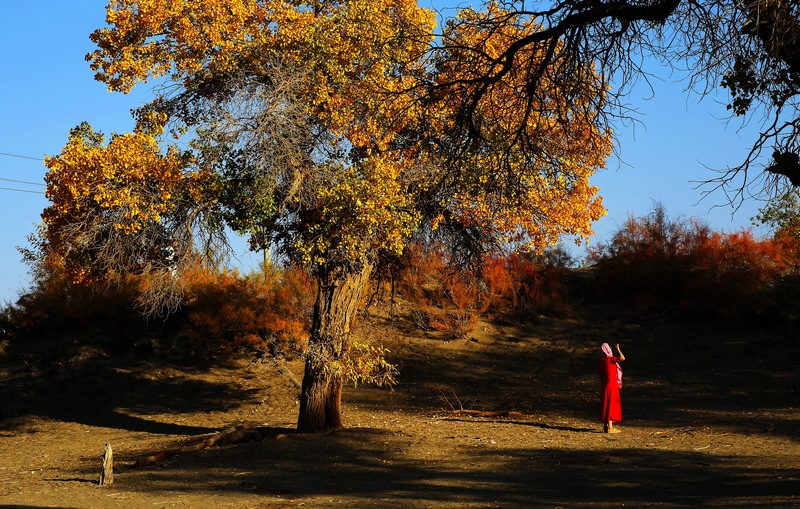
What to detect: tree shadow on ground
<box><xmin>0</xmin><ymin>356</ymin><xmax>248</xmax><ymax>435</ymax></box>
<box><xmin>109</xmin><ymin>427</ymin><xmax>800</xmax><ymax>508</ymax></box>
<box><xmin>353</xmin><ymin>304</ymin><xmax>800</xmax><ymax>442</ymax></box>
<box><xmin>441</xmin><ymin>417</ymin><xmax>596</xmax><ymax>433</ymax></box>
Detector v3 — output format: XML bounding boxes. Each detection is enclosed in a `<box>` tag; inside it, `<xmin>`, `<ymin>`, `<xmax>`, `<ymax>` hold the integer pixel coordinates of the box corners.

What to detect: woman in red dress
<box><xmin>598</xmin><ymin>342</ymin><xmax>625</xmax><ymax>433</ymax></box>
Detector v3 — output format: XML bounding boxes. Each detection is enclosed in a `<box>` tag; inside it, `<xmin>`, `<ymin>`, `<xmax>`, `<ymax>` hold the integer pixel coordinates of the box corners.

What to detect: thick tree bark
<box><xmin>296</xmin><ymin>262</ymin><xmax>373</xmax><ymax>433</ymax></box>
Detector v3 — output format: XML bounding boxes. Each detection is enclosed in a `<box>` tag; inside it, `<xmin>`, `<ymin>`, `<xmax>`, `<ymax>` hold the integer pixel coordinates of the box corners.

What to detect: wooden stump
<box><xmin>100</xmin><ymin>443</ymin><xmax>114</xmax><ymax>486</ymax></box>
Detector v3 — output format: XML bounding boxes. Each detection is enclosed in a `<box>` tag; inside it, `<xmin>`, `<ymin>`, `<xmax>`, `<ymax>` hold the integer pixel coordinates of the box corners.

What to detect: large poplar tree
<box><xmin>37</xmin><ymin>0</ymin><xmax>612</xmax><ymax>432</ymax></box>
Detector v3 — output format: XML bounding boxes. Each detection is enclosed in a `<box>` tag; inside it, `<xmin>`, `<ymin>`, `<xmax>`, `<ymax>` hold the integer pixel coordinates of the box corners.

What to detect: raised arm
<box><xmin>615</xmin><ymin>344</ymin><xmax>625</xmax><ymax>362</ymax></box>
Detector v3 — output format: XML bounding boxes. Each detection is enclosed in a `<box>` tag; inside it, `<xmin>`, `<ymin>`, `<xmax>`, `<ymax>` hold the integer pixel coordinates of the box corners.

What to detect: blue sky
<box><xmin>0</xmin><ymin>1</ymin><xmax>770</xmax><ymax>303</ymax></box>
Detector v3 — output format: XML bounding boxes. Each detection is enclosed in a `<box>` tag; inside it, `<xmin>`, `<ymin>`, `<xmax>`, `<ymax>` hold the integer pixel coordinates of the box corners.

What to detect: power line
<box><xmin>0</xmin><ymin>177</ymin><xmax>45</xmax><ymax>187</ymax></box>
<box><xmin>0</xmin><ymin>186</ymin><xmax>43</xmax><ymax>195</ymax></box>
<box><xmin>0</xmin><ymin>151</ymin><xmax>43</xmax><ymax>161</ymax></box>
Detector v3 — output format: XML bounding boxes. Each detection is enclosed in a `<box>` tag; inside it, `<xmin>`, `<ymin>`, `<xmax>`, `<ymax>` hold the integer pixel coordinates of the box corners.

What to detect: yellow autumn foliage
<box><xmin>40</xmin><ymin>125</ymin><xmax>197</xmax><ymax>283</ymax></box>
<box><xmin>426</xmin><ymin>2</ymin><xmax>611</xmax><ymax>251</ymax></box>
<box><xmin>89</xmin><ymin>0</ymin><xmax>436</xmax><ymax>271</ymax></box>
<box><xmin>44</xmin><ymin>130</ymin><xmax>185</xmax><ymax>234</ymax></box>
<box><xmin>85</xmin><ymin>0</ymin><xmax>608</xmax><ymax>264</ymax></box>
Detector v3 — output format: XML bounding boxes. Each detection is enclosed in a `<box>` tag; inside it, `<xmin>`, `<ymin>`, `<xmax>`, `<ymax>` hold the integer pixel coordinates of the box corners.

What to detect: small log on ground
<box><xmin>100</xmin><ymin>443</ymin><xmax>114</xmax><ymax>486</ymax></box>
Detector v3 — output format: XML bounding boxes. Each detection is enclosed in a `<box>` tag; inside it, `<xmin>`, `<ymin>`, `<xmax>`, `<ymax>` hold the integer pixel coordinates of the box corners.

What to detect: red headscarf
<box><xmin>601</xmin><ymin>342</ymin><xmax>623</xmax><ymax>388</ymax></box>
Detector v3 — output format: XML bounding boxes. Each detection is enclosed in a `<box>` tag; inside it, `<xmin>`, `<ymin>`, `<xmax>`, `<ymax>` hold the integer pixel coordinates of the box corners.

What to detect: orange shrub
<box><xmin>587</xmin><ymin>205</ymin><xmax>711</xmax><ymax>303</ymax></box>
<box><xmin>589</xmin><ymin>204</ymin><xmax>800</xmax><ymax>322</ymax></box>
<box><xmin>5</xmin><ymin>259</ymin><xmax>315</xmax><ymax>360</ymax></box>
<box><xmin>684</xmin><ymin>230</ymin><xmax>783</xmax><ymax>319</ymax></box>
<box><xmin>395</xmin><ymin>242</ymin><xmax>573</xmax><ymax>335</ymax></box>
<box><xmin>5</xmin><ymin>269</ymin><xmax>149</xmax><ymax>354</ymax></box>
<box><xmin>179</xmin><ymin>263</ymin><xmax>314</xmax><ymax>359</ymax></box>
<box><xmin>394</xmin><ymin>243</ymin><xmax>480</xmax><ymax>338</ymax></box>
<box><xmin>490</xmin><ymin>251</ymin><xmax>573</xmax><ymax>317</ymax></box>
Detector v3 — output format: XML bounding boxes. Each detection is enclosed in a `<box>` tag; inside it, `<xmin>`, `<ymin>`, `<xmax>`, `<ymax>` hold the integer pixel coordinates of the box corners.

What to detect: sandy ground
<box><xmin>1</xmin><ymin>304</ymin><xmax>799</xmax><ymax>508</ymax></box>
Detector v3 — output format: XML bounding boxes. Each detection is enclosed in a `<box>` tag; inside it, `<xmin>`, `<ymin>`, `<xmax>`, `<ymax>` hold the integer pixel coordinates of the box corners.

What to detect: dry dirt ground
<box><xmin>1</xmin><ymin>304</ymin><xmax>799</xmax><ymax>508</ymax></box>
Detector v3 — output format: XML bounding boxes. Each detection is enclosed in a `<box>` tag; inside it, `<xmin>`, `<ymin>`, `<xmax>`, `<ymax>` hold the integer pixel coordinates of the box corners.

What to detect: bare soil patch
<box><xmin>1</xmin><ymin>304</ymin><xmax>799</xmax><ymax>508</ymax></box>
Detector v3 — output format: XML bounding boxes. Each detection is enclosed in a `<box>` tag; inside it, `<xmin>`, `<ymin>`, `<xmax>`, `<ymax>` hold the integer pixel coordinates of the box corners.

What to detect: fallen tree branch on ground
<box><xmin>130</xmin><ymin>425</ymin><xmax>269</xmax><ymax>468</ymax></box>
<box><xmin>437</xmin><ymin>388</ymin><xmax>523</xmax><ymax>419</ymax></box>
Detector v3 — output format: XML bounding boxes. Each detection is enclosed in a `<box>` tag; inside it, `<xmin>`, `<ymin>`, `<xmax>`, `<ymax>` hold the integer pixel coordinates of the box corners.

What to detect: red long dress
<box><xmin>598</xmin><ymin>356</ymin><xmax>622</xmax><ymax>422</ymax></box>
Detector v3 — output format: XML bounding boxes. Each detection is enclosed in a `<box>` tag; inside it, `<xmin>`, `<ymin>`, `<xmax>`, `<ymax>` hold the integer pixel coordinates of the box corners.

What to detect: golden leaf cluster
<box><xmin>427</xmin><ymin>2</ymin><xmax>611</xmax><ymax>250</ymax></box>
<box><xmin>322</xmin><ymin>339</ymin><xmax>398</xmax><ymax>387</ymax></box>
<box><xmin>44</xmin><ymin>130</ymin><xmax>186</xmax><ymax>234</ymax></box>
<box><xmin>89</xmin><ymin>0</ymin><xmax>436</xmax><ymax>270</ymax></box>
<box><xmin>40</xmin><ymin>125</ymin><xmax>199</xmax><ymax>283</ymax></box>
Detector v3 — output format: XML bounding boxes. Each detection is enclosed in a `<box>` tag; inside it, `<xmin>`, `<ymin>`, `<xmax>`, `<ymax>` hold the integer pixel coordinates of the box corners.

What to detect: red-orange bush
<box><xmin>5</xmin><ymin>274</ymin><xmax>145</xmax><ymax>340</ymax></box>
<box><xmin>687</xmin><ymin>230</ymin><xmax>785</xmax><ymax>319</ymax></box>
<box><xmin>587</xmin><ymin>205</ymin><xmax>712</xmax><ymax>302</ymax></box>
<box><xmin>4</xmin><ymin>269</ymin><xmax>150</xmax><ymax>356</ymax></box>
<box><xmin>395</xmin><ymin>242</ymin><xmax>573</xmax><ymax>336</ymax></box>
<box><xmin>5</xmin><ymin>258</ymin><xmax>315</xmax><ymax>361</ymax></box>
<box><xmin>395</xmin><ymin>243</ymin><xmax>483</xmax><ymax>338</ymax></box>
<box><xmin>179</xmin><ymin>263</ymin><xmax>314</xmax><ymax>359</ymax></box>
<box><xmin>486</xmin><ymin>251</ymin><xmax>573</xmax><ymax>318</ymax></box>
<box><xmin>589</xmin><ymin>204</ymin><xmax>800</xmax><ymax>322</ymax></box>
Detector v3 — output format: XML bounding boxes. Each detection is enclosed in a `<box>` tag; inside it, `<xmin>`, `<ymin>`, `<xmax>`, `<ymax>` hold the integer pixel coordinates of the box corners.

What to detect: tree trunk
<box><xmin>296</xmin><ymin>262</ymin><xmax>373</xmax><ymax>433</ymax></box>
